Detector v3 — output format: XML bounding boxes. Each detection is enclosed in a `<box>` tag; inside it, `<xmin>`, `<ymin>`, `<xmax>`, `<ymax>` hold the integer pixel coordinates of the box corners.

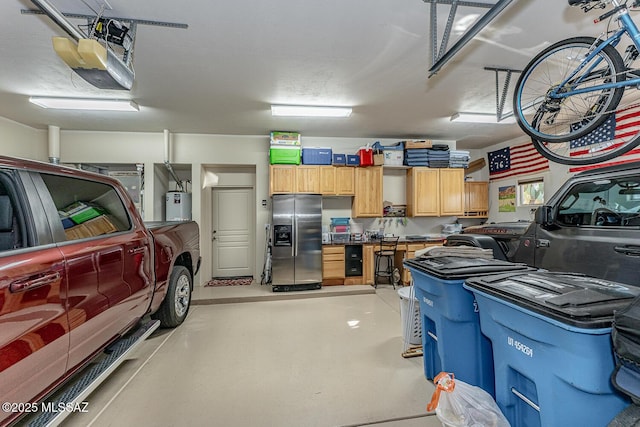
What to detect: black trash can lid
<box><xmin>403</xmin><ymin>255</ymin><xmax>530</xmax><ymax>280</ymax></box>
<box><xmin>465</xmin><ymin>271</ymin><xmax>640</xmax><ymax>328</ymax></box>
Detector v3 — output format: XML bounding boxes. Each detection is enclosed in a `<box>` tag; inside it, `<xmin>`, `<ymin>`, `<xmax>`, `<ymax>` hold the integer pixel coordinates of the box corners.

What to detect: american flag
<box><xmin>488</xmin><ymin>142</ymin><xmax>549</xmax><ymax>181</ymax></box>
<box><xmin>569</xmin><ymin>104</ymin><xmax>640</xmax><ymax>173</ymax></box>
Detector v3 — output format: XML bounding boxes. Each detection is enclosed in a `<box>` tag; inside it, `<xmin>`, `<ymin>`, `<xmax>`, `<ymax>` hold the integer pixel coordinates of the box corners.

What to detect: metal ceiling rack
<box><xmin>425</xmin><ymin>0</ymin><xmax>515</xmax><ymax>77</ymax></box>
<box><xmin>484</xmin><ymin>66</ymin><xmax>521</xmax><ymax>121</ymax></box>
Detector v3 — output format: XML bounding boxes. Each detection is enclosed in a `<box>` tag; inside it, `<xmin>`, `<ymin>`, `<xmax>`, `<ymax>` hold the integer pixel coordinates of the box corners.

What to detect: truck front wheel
<box><xmin>153</xmin><ymin>265</ymin><xmax>192</xmax><ymax>328</ymax></box>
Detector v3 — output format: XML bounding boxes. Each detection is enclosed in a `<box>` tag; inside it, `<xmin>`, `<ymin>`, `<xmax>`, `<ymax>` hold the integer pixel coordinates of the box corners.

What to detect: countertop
<box><xmin>323</xmin><ymin>237</ymin><xmax>445</xmax><ymax>246</ymax></box>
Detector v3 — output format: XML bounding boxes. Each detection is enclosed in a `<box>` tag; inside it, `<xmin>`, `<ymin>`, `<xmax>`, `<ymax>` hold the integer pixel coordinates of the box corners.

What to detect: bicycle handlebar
<box><xmin>595</xmin><ymin>4</ymin><xmax>626</xmax><ymax>22</ymax></box>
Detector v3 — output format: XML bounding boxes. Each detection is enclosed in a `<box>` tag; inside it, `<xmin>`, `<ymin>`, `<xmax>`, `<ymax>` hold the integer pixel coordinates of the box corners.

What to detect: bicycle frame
<box><xmin>550</xmin><ymin>0</ymin><xmax>640</xmax><ymax>99</ymax></box>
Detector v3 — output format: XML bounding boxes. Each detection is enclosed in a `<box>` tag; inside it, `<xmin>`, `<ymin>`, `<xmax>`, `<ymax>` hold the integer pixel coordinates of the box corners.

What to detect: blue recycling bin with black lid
<box><xmin>464</xmin><ymin>271</ymin><xmax>640</xmax><ymax>427</ymax></box>
<box><xmin>403</xmin><ymin>255</ymin><xmax>531</xmax><ymax>396</ymax></box>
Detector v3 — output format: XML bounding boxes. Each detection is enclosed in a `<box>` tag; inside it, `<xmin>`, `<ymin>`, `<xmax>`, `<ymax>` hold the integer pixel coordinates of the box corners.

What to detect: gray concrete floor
<box><xmin>62</xmin><ymin>283</ymin><xmax>443</xmax><ymax>427</ymax></box>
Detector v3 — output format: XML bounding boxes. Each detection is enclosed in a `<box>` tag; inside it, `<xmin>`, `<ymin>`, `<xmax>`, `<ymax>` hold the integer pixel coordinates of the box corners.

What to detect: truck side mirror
<box><xmin>534</xmin><ymin>206</ymin><xmax>553</xmax><ymax>226</ymax></box>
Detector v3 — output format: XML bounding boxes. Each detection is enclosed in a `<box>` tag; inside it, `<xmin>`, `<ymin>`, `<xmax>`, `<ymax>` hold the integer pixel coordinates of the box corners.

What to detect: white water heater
<box><xmin>166</xmin><ymin>191</ymin><xmax>192</xmax><ymax>221</ymax></box>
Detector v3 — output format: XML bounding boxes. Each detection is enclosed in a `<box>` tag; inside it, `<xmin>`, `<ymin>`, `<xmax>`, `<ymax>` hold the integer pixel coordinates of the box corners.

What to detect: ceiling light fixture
<box><xmin>450</xmin><ymin>112</ymin><xmax>515</xmax><ymax>124</ymax></box>
<box><xmin>271</xmin><ymin>105</ymin><xmax>352</xmax><ymax>118</ymax></box>
<box><xmin>29</xmin><ymin>97</ymin><xmax>139</xmax><ymax>112</ymax></box>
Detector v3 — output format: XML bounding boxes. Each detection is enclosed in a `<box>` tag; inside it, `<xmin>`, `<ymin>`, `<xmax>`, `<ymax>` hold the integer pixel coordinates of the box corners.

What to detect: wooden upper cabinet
<box><xmin>407</xmin><ymin>167</ymin><xmax>439</xmax><ymax>216</ymax></box>
<box><xmin>270</xmin><ymin>165</ymin><xmax>354</xmax><ymax>196</ymax></box>
<box><xmin>352</xmin><ymin>166</ymin><xmax>383</xmax><ymax>217</ymax></box>
<box><xmin>319</xmin><ymin>166</ymin><xmax>336</xmax><ymax>195</ymax></box>
<box><xmin>439</xmin><ymin>168</ymin><xmax>465</xmax><ymax>216</ymax></box>
<box><xmin>295</xmin><ymin>166</ymin><xmax>321</xmax><ymax>193</ymax></box>
<box><xmin>464</xmin><ymin>181</ymin><xmax>489</xmax><ymax>217</ymax></box>
<box><xmin>270</xmin><ymin>165</ymin><xmax>297</xmax><ymax>195</ymax></box>
<box><xmin>407</xmin><ymin>168</ymin><xmax>464</xmax><ymax>217</ymax></box>
<box><xmin>335</xmin><ymin>167</ymin><xmax>355</xmax><ymax>195</ymax></box>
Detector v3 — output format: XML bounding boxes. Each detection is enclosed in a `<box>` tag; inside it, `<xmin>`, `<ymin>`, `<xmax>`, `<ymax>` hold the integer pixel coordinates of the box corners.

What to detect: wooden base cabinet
<box><xmin>322</xmin><ymin>246</ymin><xmax>345</xmax><ymax>280</ymax></box>
<box><xmin>363</xmin><ymin>244</ymin><xmax>375</xmax><ymax>285</ymax></box>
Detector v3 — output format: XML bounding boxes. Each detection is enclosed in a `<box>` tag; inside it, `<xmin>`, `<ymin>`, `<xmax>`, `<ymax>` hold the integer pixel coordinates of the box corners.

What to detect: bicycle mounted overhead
<box><xmin>513</xmin><ymin>0</ymin><xmax>640</xmax><ymax>165</ymax></box>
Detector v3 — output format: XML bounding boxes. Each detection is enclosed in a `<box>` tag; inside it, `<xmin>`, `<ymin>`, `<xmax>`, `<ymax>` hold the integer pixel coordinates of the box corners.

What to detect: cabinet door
<box><xmin>335</xmin><ymin>167</ymin><xmax>355</xmax><ymax>195</ymax></box>
<box><xmin>407</xmin><ymin>168</ymin><xmax>439</xmax><ymax>216</ymax></box>
<box><xmin>322</xmin><ymin>246</ymin><xmax>345</xmax><ymax>279</ymax></box>
<box><xmin>270</xmin><ymin>165</ymin><xmax>296</xmax><ymax>195</ymax></box>
<box><xmin>295</xmin><ymin>166</ymin><xmax>320</xmax><ymax>193</ymax></box>
<box><xmin>439</xmin><ymin>168</ymin><xmax>465</xmax><ymax>216</ymax></box>
<box><xmin>363</xmin><ymin>244</ymin><xmax>374</xmax><ymax>285</ymax></box>
<box><xmin>353</xmin><ymin>166</ymin><xmax>383</xmax><ymax>217</ymax></box>
<box><xmin>319</xmin><ymin>166</ymin><xmax>336</xmax><ymax>195</ymax></box>
<box><xmin>464</xmin><ymin>181</ymin><xmax>489</xmax><ymax>216</ymax></box>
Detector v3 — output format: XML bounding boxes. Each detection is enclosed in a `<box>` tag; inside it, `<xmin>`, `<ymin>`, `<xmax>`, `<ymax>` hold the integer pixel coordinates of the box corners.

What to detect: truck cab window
<box><xmin>557</xmin><ymin>177</ymin><xmax>640</xmax><ymax>227</ymax></box>
<box><xmin>40</xmin><ymin>174</ymin><xmax>132</xmax><ymax>241</ymax></box>
<box><xmin>0</xmin><ymin>181</ymin><xmax>22</xmax><ymax>252</ymax></box>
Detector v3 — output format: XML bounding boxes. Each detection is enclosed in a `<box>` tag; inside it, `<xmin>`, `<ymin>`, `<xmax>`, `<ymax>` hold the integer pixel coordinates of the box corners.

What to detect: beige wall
<box><xmin>0</xmin><ymin>117</ymin><xmax>47</xmax><ymax>161</ymax></box>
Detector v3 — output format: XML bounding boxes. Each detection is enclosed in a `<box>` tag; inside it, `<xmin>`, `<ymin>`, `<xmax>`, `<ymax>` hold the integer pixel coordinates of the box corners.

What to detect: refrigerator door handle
<box><xmin>292</xmin><ymin>216</ymin><xmax>295</xmax><ymax>257</ymax></box>
<box><xmin>295</xmin><ymin>216</ymin><xmax>299</xmax><ymax>257</ymax></box>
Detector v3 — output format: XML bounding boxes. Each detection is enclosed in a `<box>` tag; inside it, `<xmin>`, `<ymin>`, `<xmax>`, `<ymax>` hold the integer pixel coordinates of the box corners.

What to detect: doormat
<box><xmin>205</xmin><ymin>276</ymin><xmax>254</xmax><ymax>287</ymax></box>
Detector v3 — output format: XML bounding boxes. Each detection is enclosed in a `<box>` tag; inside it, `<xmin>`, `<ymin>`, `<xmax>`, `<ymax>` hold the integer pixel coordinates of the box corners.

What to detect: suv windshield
<box><xmin>557</xmin><ymin>176</ymin><xmax>640</xmax><ymax>227</ymax></box>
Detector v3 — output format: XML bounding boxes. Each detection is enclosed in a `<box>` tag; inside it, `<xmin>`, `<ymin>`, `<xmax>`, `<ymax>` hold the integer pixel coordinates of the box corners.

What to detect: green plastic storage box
<box><xmin>270</xmin><ymin>146</ymin><xmax>301</xmax><ymax>165</ymax></box>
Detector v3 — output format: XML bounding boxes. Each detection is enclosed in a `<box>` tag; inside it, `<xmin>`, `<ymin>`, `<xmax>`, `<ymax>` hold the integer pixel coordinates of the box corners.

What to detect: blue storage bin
<box><xmin>330</xmin><ymin>217</ymin><xmax>350</xmax><ymax>226</ymax></box>
<box><xmin>346</xmin><ymin>154</ymin><xmax>359</xmax><ymax>166</ymax></box>
<box><xmin>403</xmin><ymin>256</ymin><xmax>530</xmax><ymax>395</ymax></box>
<box><xmin>372</xmin><ymin>141</ymin><xmax>404</xmax><ymax>151</ymax></box>
<box><xmin>332</xmin><ymin>153</ymin><xmax>346</xmax><ymax>165</ymax></box>
<box><xmin>302</xmin><ymin>147</ymin><xmax>332</xmax><ymax>165</ymax></box>
<box><xmin>464</xmin><ymin>271</ymin><xmax>640</xmax><ymax>427</ymax></box>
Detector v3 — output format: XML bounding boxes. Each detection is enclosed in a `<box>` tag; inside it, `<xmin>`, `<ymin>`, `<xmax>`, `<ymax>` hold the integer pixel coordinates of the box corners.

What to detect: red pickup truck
<box><xmin>0</xmin><ymin>156</ymin><xmax>200</xmax><ymax>426</ymax></box>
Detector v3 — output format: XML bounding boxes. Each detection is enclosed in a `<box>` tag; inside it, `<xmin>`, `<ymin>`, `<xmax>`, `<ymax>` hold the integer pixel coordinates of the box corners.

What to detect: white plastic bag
<box><xmin>427</xmin><ymin>372</ymin><xmax>510</xmax><ymax>427</ymax></box>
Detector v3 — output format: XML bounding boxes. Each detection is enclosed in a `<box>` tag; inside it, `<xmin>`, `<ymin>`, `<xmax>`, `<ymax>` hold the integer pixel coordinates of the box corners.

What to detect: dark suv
<box><xmin>447</xmin><ymin>162</ymin><xmax>640</xmax><ymax>285</ymax></box>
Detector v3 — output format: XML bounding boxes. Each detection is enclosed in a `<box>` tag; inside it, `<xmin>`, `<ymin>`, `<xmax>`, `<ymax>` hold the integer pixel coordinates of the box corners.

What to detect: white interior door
<box><xmin>211</xmin><ymin>187</ymin><xmax>254</xmax><ymax>278</ymax></box>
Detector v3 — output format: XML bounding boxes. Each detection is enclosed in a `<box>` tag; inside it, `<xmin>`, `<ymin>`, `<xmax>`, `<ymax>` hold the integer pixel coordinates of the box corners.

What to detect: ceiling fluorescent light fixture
<box><xmin>450</xmin><ymin>112</ymin><xmax>515</xmax><ymax>124</ymax></box>
<box><xmin>271</xmin><ymin>105</ymin><xmax>352</xmax><ymax>118</ymax></box>
<box><xmin>29</xmin><ymin>97</ymin><xmax>139</xmax><ymax>112</ymax></box>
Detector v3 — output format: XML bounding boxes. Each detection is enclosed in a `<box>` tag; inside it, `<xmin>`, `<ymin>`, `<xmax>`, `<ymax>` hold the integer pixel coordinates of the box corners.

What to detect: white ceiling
<box><xmin>0</xmin><ymin>0</ymin><xmax>603</xmax><ymax>149</ymax></box>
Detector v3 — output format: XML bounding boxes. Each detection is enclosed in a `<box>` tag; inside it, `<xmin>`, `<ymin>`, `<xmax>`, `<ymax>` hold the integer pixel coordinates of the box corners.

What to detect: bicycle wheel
<box><xmin>514</xmin><ymin>37</ymin><xmax>625</xmax><ymax>143</ymax></box>
<box><xmin>531</xmin><ymin>86</ymin><xmax>640</xmax><ymax>165</ymax></box>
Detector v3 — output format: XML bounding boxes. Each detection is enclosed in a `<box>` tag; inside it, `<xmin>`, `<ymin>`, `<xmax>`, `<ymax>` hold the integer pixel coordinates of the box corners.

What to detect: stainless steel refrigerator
<box><xmin>271</xmin><ymin>194</ymin><xmax>322</xmax><ymax>292</ymax></box>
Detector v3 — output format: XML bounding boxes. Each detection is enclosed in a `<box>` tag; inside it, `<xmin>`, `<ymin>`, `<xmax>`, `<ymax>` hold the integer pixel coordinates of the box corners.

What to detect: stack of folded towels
<box><xmin>426</xmin><ymin>144</ymin><xmax>450</xmax><ymax>168</ymax></box>
<box><xmin>449</xmin><ymin>150</ymin><xmax>470</xmax><ymax>168</ymax></box>
<box><xmin>404</xmin><ymin>148</ymin><xmax>430</xmax><ymax>166</ymax></box>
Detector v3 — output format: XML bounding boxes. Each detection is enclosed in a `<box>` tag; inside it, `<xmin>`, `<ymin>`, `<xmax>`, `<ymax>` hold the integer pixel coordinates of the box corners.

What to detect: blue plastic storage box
<box><xmin>346</xmin><ymin>154</ymin><xmax>359</xmax><ymax>166</ymax></box>
<box><xmin>403</xmin><ymin>256</ymin><xmax>530</xmax><ymax>396</ymax></box>
<box><xmin>330</xmin><ymin>217</ymin><xmax>350</xmax><ymax>226</ymax></box>
<box><xmin>332</xmin><ymin>153</ymin><xmax>346</xmax><ymax>165</ymax></box>
<box><xmin>302</xmin><ymin>147</ymin><xmax>332</xmax><ymax>165</ymax></box>
<box><xmin>464</xmin><ymin>271</ymin><xmax>640</xmax><ymax>427</ymax></box>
